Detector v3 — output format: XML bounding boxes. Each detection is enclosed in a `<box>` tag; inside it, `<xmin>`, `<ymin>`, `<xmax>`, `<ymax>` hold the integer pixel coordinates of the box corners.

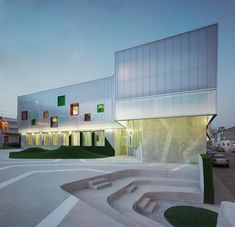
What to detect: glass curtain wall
<box><xmin>26</xmin><ymin>134</ymin><xmax>33</xmax><ymax>145</ymax></box>
<box><xmin>51</xmin><ymin>133</ymin><xmax>58</xmax><ymax>145</ymax></box>
<box><xmin>34</xmin><ymin>134</ymin><xmax>40</xmax><ymax>146</ymax></box>
<box><xmin>62</xmin><ymin>132</ymin><xmax>69</xmax><ymax>146</ymax></box>
<box><xmin>43</xmin><ymin>133</ymin><xmax>49</xmax><ymax>146</ymax></box>
<box><xmin>71</xmin><ymin>132</ymin><xmax>80</xmax><ymax>146</ymax></box>
<box><xmin>82</xmin><ymin>131</ymin><xmax>92</xmax><ymax>146</ymax></box>
<box><xmin>94</xmin><ymin>131</ymin><xmax>105</xmax><ymax>146</ymax></box>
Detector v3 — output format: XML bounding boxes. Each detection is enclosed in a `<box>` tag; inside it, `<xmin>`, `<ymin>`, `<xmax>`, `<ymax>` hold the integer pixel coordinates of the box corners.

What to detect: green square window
<box><xmin>31</xmin><ymin>119</ymin><xmax>36</xmax><ymax>125</ymax></box>
<box><xmin>58</xmin><ymin>95</ymin><xmax>65</xmax><ymax>106</ymax></box>
<box><xmin>97</xmin><ymin>104</ymin><xmax>104</xmax><ymax>113</ymax></box>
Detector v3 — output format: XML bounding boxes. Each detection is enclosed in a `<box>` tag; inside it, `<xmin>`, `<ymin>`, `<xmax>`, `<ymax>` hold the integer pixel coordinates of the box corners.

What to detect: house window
<box><xmin>97</xmin><ymin>104</ymin><xmax>104</xmax><ymax>113</ymax></box>
<box><xmin>1</xmin><ymin>121</ymin><xmax>8</xmax><ymax>133</ymax></box>
<box><xmin>43</xmin><ymin>111</ymin><xmax>49</xmax><ymax>118</ymax></box>
<box><xmin>4</xmin><ymin>136</ymin><xmax>8</xmax><ymax>143</ymax></box>
<box><xmin>84</xmin><ymin>113</ymin><xmax>91</xmax><ymax>121</ymax></box>
<box><xmin>227</xmin><ymin>143</ymin><xmax>229</xmax><ymax>146</ymax></box>
<box><xmin>51</xmin><ymin>116</ymin><xmax>58</xmax><ymax>127</ymax></box>
<box><xmin>58</xmin><ymin>95</ymin><xmax>65</xmax><ymax>106</ymax></box>
<box><xmin>31</xmin><ymin>119</ymin><xmax>36</xmax><ymax>125</ymax></box>
<box><xmin>21</xmin><ymin>111</ymin><xmax>28</xmax><ymax>120</ymax></box>
<box><xmin>70</xmin><ymin>103</ymin><xmax>79</xmax><ymax>116</ymax></box>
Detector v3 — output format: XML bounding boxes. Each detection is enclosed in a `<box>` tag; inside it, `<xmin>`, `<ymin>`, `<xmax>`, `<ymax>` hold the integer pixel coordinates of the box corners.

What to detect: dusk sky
<box><xmin>0</xmin><ymin>0</ymin><xmax>234</xmax><ymax>128</ymax></box>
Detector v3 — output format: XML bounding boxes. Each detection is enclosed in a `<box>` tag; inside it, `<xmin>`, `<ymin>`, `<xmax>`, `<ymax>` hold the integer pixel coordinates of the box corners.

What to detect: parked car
<box><xmin>212</xmin><ymin>154</ymin><xmax>229</xmax><ymax>167</ymax></box>
<box><xmin>216</xmin><ymin>147</ymin><xmax>225</xmax><ymax>152</ymax></box>
<box><xmin>207</xmin><ymin>152</ymin><xmax>215</xmax><ymax>159</ymax></box>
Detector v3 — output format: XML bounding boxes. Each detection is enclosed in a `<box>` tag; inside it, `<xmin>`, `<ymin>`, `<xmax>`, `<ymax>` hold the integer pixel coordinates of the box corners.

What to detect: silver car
<box><xmin>212</xmin><ymin>154</ymin><xmax>229</xmax><ymax>167</ymax></box>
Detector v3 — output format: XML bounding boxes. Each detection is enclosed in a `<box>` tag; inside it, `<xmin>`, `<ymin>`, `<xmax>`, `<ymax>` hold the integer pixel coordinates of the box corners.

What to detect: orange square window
<box><xmin>43</xmin><ymin>111</ymin><xmax>49</xmax><ymax>118</ymax></box>
<box><xmin>70</xmin><ymin>103</ymin><xmax>79</xmax><ymax>116</ymax></box>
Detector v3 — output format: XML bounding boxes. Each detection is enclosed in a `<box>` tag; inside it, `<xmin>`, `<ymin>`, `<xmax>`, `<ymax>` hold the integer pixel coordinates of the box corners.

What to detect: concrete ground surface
<box><xmin>0</xmin><ymin>149</ymin><xmax>225</xmax><ymax>227</ymax></box>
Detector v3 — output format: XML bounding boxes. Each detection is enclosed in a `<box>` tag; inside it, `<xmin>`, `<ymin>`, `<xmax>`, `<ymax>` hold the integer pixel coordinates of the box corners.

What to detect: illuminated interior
<box><xmin>70</xmin><ymin>103</ymin><xmax>79</xmax><ymax>116</ymax></box>
<box><xmin>82</xmin><ymin>131</ymin><xmax>92</xmax><ymax>146</ymax></box>
<box><xmin>43</xmin><ymin>133</ymin><xmax>49</xmax><ymax>145</ymax></box>
<box><xmin>51</xmin><ymin>133</ymin><xmax>58</xmax><ymax>145</ymax></box>
<box><xmin>51</xmin><ymin>117</ymin><xmax>58</xmax><ymax>128</ymax></box>
<box><xmin>71</xmin><ymin>132</ymin><xmax>80</xmax><ymax>146</ymax></box>
<box><xmin>43</xmin><ymin>111</ymin><xmax>49</xmax><ymax>119</ymax></box>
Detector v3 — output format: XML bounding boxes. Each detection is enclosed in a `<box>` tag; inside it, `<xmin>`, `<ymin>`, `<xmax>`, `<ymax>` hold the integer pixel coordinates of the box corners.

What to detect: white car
<box><xmin>212</xmin><ymin>154</ymin><xmax>229</xmax><ymax>167</ymax></box>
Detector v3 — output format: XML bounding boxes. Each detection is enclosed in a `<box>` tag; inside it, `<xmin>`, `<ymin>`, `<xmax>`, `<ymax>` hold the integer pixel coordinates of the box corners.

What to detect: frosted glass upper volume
<box><xmin>115</xmin><ymin>24</ymin><xmax>217</xmax><ymax>120</ymax></box>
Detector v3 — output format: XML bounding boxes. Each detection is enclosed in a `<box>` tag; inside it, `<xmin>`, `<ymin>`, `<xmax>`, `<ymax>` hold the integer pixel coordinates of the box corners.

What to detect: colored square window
<box><xmin>97</xmin><ymin>104</ymin><xmax>104</xmax><ymax>113</ymax></box>
<box><xmin>50</xmin><ymin>116</ymin><xmax>58</xmax><ymax>127</ymax></box>
<box><xmin>58</xmin><ymin>95</ymin><xmax>65</xmax><ymax>106</ymax></box>
<box><xmin>84</xmin><ymin>113</ymin><xmax>91</xmax><ymax>121</ymax></box>
<box><xmin>70</xmin><ymin>103</ymin><xmax>79</xmax><ymax>116</ymax></box>
<box><xmin>21</xmin><ymin>111</ymin><xmax>28</xmax><ymax>120</ymax></box>
<box><xmin>31</xmin><ymin>119</ymin><xmax>36</xmax><ymax>125</ymax></box>
<box><xmin>43</xmin><ymin>111</ymin><xmax>49</xmax><ymax>118</ymax></box>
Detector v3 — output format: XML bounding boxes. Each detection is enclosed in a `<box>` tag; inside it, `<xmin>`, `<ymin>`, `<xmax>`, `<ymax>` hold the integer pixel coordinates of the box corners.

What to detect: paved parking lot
<box><xmin>0</xmin><ymin>149</ymin><xmax>199</xmax><ymax>227</ymax></box>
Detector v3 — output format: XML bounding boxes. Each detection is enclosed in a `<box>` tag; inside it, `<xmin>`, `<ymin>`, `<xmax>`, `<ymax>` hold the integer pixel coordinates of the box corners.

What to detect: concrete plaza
<box><xmin>0</xmin><ymin>149</ymin><xmax>214</xmax><ymax>227</ymax></box>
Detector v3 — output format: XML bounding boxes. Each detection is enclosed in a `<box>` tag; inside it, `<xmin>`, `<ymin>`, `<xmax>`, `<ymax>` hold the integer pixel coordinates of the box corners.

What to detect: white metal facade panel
<box><xmin>115</xmin><ymin>24</ymin><xmax>217</xmax><ymax>120</ymax></box>
<box><xmin>18</xmin><ymin>76</ymin><xmax>120</xmax><ymax>133</ymax></box>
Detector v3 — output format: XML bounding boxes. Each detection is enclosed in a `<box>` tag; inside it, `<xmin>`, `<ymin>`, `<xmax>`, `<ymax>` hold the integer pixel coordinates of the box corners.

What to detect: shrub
<box><xmin>201</xmin><ymin>154</ymin><xmax>214</xmax><ymax>204</ymax></box>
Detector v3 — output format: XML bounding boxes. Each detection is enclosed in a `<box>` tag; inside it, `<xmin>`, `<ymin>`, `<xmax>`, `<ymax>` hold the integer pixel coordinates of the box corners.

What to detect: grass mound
<box><xmin>9</xmin><ymin>138</ymin><xmax>114</xmax><ymax>159</ymax></box>
<box><xmin>164</xmin><ymin>205</ymin><xmax>218</xmax><ymax>227</ymax></box>
<box><xmin>9</xmin><ymin>146</ymin><xmax>108</xmax><ymax>159</ymax></box>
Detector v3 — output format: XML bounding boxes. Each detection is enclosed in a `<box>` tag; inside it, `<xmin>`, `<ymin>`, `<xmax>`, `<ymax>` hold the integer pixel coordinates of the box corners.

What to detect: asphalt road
<box><xmin>212</xmin><ymin>151</ymin><xmax>235</xmax><ymax>204</ymax></box>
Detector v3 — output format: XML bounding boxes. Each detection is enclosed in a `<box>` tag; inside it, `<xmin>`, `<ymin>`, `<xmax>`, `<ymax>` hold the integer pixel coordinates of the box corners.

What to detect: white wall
<box><xmin>217</xmin><ymin>201</ymin><xmax>235</xmax><ymax>227</ymax></box>
<box><xmin>18</xmin><ymin>76</ymin><xmax>122</xmax><ymax>133</ymax></box>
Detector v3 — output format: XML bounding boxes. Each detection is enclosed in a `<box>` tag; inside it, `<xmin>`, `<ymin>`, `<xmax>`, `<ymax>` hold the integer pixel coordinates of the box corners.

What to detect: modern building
<box><xmin>18</xmin><ymin>24</ymin><xmax>218</xmax><ymax>163</ymax></box>
<box><xmin>0</xmin><ymin>117</ymin><xmax>20</xmax><ymax>148</ymax></box>
<box><xmin>18</xmin><ymin>76</ymin><xmax>122</xmax><ymax>149</ymax></box>
<box><xmin>212</xmin><ymin>127</ymin><xmax>235</xmax><ymax>152</ymax></box>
